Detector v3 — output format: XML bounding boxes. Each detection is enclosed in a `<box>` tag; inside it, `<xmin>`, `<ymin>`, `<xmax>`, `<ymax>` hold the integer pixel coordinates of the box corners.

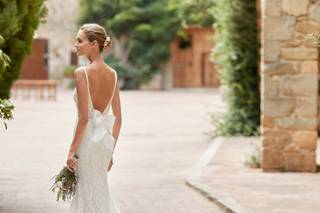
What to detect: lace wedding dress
<box><xmin>70</xmin><ymin>67</ymin><xmax>121</xmax><ymax>213</ymax></box>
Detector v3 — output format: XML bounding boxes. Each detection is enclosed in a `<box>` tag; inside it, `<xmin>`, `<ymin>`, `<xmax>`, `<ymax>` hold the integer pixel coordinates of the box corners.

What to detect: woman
<box><xmin>66</xmin><ymin>23</ymin><xmax>122</xmax><ymax>213</ymax></box>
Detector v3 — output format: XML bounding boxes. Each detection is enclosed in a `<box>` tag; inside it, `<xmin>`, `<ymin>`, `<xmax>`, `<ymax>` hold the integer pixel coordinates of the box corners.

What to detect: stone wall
<box><xmin>261</xmin><ymin>0</ymin><xmax>319</xmax><ymax>172</ymax></box>
<box><xmin>35</xmin><ymin>0</ymin><xmax>80</xmax><ymax>79</ymax></box>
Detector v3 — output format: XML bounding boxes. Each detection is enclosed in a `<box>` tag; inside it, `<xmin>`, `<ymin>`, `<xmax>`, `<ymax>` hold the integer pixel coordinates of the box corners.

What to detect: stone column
<box><xmin>261</xmin><ymin>0</ymin><xmax>319</xmax><ymax>172</ymax></box>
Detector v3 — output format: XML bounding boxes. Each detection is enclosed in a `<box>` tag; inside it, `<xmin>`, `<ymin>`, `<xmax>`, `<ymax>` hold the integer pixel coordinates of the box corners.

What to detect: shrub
<box><xmin>244</xmin><ymin>139</ymin><xmax>261</xmax><ymax>168</ymax></box>
<box><xmin>0</xmin><ymin>98</ymin><xmax>14</xmax><ymax>130</ymax></box>
<box><xmin>210</xmin><ymin>0</ymin><xmax>260</xmax><ymax>137</ymax></box>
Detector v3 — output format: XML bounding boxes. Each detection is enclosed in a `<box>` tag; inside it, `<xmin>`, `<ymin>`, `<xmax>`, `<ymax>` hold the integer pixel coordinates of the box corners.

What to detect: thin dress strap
<box><xmin>104</xmin><ymin>70</ymin><xmax>118</xmax><ymax>114</ymax></box>
<box><xmin>83</xmin><ymin>67</ymin><xmax>93</xmax><ymax>109</ymax></box>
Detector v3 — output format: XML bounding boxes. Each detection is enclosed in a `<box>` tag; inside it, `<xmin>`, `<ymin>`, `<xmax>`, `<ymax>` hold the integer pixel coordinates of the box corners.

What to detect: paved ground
<box><xmin>0</xmin><ymin>88</ymin><xmax>226</xmax><ymax>213</ymax></box>
<box><xmin>193</xmin><ymin>137</ymin><xmax>320</xmax><ymax>213</ymax></box>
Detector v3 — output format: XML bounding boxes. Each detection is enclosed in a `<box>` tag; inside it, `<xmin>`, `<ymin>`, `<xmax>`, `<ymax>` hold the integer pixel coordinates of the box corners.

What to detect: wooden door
<box><xmin>20</xmin><ymin>38</ymin><xmax>49</xmax><ymax>79</ymax></box>
<box><xmin>200</xmin><ymin>52</ymin><xmax>219</xmax><ymax>87</ymax></box>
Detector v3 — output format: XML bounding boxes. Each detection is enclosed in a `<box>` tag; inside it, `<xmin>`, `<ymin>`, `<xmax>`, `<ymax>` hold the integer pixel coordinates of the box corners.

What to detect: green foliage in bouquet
<box><xmin>0</xmin><ymin>98</ymin><xmax>14</xmax><ymax>130</ymax></box>
<box><xmin>210</xmin><ymin>0</ymin><xmax>260</xmax><ymax>137</ymax></box>
<box><xmin>0</xmin><ymin>0</ymin><xmax>48</xmax><ymax>99</ymax></box>
<box><xmin>49</xmin><ymin>155</ymin><xmax>79</xmax><ymax>202</ymax></box>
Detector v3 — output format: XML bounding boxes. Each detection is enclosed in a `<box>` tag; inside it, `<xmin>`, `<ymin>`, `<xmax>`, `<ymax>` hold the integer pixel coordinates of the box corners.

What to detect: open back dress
<box><xmin>70</xmin><ymin>67</ymin><xmax>121</xmax><ymax>213</ymax></box>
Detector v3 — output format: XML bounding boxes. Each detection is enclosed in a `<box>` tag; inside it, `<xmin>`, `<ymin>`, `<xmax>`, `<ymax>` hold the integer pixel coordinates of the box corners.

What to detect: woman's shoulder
<box><xmin>103</xmin><ymin>63</ymin><xmax>116</xmax><ymax>73</ymax></box>
<box><xmin>102</xmin><ymin>64</ymin><xmax>117</xmax><ymax>79</ymax></box>
<box><xmin>73</xmin><ymin>64</ymin><xmax>116</xmax><ymax>79</ymax></box>
<box><xmin>73</xmin><ymin>66</ymin><xmax>86</xmax><ymax>80</ymax></box>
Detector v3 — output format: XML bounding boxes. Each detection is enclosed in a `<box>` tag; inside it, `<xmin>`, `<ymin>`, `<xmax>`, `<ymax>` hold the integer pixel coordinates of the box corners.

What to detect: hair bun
<box><xmin>104</xmin><ymin>36</ymin><xmax>111</xmax><ymax>48</ymax></box>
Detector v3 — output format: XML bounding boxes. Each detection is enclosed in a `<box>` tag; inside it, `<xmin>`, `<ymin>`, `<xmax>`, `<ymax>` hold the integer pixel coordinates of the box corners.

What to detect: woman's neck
<box><xmin>88</xmin><ymin>53</ymin><xmax>104</xmax><ymax>64</ymax></box>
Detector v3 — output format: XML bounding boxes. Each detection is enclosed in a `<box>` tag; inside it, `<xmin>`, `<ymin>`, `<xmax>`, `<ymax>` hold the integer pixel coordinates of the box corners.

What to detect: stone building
<box><xmin>140</xmin><ymin>26</ymin><xmax>220</xmax><ymax>90</ymax></box>
<box><xmin>141</xmin><ymin>27</ymin><xmax>219</xmax><ymax>90</ymax></box>
<box><xmin>260</xmin><ymin>0</ymin><xmax>320</xmax><ymax>172</ymax></box>
<box><xmin>34</xmin><ymin>0</ymin><xmax>80</xmax><ymax>79</ymax></box>
<box><xmin>170</xmin><ymin>26</ymin><xmax>219</xmax><ymax>88</ymax></box>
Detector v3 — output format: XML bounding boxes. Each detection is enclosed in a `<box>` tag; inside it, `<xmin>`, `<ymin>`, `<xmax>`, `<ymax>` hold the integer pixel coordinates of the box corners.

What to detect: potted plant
<box><xmin>62</xmin><ymin>65</ymin><xmax>77</xmax><ymax>89</ymax></box>
<box><xmin>63</xmin><ymin>65</ymin><xmax>77</xmax><ymax>78</ymax></box>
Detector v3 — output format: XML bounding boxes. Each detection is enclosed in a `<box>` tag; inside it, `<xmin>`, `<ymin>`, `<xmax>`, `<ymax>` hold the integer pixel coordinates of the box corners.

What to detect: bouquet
<box><xmin>49</xmin><ymin>154</ymin><xmax>79</xmax><ymax>202</ymax></box>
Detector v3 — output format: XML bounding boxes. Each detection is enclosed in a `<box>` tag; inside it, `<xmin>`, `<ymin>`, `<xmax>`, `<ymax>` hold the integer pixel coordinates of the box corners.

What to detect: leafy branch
<box><xmin>0</xmin><ymin>98</ymin><xmax>14</xmax><ymax>130</ymax></box>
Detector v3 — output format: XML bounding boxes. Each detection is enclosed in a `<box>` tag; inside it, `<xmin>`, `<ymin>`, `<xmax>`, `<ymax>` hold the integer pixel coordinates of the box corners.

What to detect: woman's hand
<box><xmin>107</xmin><ymin>157</ymin><xmax>113</xmax><ymax>172</ymax></box>
<box><xmin>66</xmin><ymin>151</ymin><xmax>77</xmax><ymax>172</ymax></box>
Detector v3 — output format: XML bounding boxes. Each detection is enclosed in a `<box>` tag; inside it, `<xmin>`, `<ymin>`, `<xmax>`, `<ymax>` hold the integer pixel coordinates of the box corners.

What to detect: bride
<box><xmin>66</xmin><ymin>23</ymin><xmax>122</xmax><ymax>213</ymax></box>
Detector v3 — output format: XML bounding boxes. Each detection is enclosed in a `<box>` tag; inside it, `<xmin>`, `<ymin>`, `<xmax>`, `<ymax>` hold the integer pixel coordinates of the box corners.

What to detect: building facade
<box><xmin>35</xmin><ymin>0</ymin><xmax>80</xmax><ymax>79</ymax></box>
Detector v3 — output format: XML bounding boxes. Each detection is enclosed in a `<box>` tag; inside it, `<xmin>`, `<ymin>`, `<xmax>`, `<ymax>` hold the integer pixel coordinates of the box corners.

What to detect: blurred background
<box><xmin>1</xmin><ymin>0</ymin><xmax>219</xmax><ymax>94</ymax></box>
<box><xmin>1</xmin><ymin>0</ymin><xmax>320</xmax><ymax>213</ymax></box>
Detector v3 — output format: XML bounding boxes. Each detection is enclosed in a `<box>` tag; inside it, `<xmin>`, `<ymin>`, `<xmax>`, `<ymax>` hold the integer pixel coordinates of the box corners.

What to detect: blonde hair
<box><xmin>80</xmin><ymin>23</ymin><xmax>112</xmax><ymax>52</ymax></box>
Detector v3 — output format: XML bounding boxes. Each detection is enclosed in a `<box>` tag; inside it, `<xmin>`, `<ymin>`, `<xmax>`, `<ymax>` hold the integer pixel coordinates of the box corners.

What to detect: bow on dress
<box><xmin>91</xmin><ymin>109</ymin><xmax>116</xmax><ymax>148</ymax></box>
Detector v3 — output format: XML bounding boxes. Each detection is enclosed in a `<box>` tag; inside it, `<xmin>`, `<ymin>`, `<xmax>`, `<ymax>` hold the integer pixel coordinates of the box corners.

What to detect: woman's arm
<box><xmin>111</xmin><ymin>80</ymin><xmax>122</xmax><ymax>152</ymax></box>
<box><xmin>68</xmin><ymin>68</ymin><xmax>89</xmax><ymax>156</ymax></box>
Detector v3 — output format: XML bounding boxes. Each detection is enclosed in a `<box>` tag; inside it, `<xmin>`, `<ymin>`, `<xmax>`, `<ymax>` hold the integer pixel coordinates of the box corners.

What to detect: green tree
<box><xmin>79</xmin><ymin>0</ymin><xmax>180</xmax><ymax>88</ymax></box>
<box><xmin>175</xmin><ymin>0</ymin><xmax>215</xmax><ymax>28</ymax></box>
<box><xmin>0</xmin><ymin>0</ymin><xmax>47</xmax><ymax>98</ymax></box>
<box><xmin>0</xmin><ymin>34</ymin><xmax>10</xmax><ymax>83</ymax></box>
<box><xmin>210</xmin><ymin>0</ymin><xmax>260</xmax><ymax>136</ymax></box>
<box><xmin>79</xmin><ymin>0</ymin><xmax>215</xmax><ymax>88</ymax></box>
<box><xmin>0</xmin><ymin>34</ymin><xmax>14</xmax><ymax>129</ymax></box>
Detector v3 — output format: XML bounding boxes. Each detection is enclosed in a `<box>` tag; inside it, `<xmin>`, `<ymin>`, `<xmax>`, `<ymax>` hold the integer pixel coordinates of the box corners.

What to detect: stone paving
<box><xmin>0</xmin><ymin>88</ymin><xmax>226</xmax><ymax>213</ymax></box>
<box><xmin>191</xmin><ymin>137</ymin><xmax>320</xmax><ymax>213</ymax></box>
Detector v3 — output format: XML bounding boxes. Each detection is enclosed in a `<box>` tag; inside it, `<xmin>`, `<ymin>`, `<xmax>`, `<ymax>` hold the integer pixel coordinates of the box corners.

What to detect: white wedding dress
<box><xmin>70</xmin><ymin>67</ymin><xmax>121</xmax><ymax>213</ymax></box>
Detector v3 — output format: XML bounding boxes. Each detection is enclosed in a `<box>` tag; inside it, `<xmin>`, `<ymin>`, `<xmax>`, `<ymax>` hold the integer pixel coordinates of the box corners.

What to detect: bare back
<box><xmin>85</xmin><ymin>65</ymin><xmax>117</xmax><ymax>114</ymax></box>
